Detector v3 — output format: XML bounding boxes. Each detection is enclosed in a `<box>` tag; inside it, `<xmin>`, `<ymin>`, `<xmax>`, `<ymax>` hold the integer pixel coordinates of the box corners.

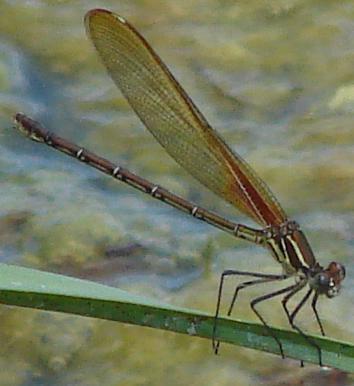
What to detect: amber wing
<box><xmin>84</xmin><ymin>9</ymin><xmax>287</xmax><ymax>227</ymax></box>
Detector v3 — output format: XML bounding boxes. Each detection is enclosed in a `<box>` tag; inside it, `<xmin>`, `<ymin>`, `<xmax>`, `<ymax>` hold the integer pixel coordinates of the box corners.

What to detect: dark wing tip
<box><xmin>84</xmin><ymin>8</ymin><xmax>127</xmax><ymax>31</ymax></box>
<box><xmin>85</xmin><ymin>8</ymin><xmax>112</xmax><ymax>20</ymax></box>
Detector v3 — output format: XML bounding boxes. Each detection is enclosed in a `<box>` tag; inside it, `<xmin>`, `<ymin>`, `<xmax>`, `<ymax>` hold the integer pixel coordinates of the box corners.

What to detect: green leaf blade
<box><xmin>0</xmin><ymin>263</ymin><xmax>352</xmax><ymax>371</ymax></box>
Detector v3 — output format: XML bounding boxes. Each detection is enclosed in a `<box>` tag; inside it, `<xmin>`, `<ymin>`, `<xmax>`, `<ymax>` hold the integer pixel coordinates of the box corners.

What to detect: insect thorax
<box><xmin>264</xmin><ymin>220</ymin><xmax>317</xmax><ymax>275</ymax></box>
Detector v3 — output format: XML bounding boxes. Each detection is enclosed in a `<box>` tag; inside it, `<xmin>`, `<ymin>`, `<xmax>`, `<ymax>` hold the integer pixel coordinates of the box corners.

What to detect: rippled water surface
<box><xmin>0</xmin><ymin>1</ymin><xmax>353</xmax><ymax>385</ymax></box>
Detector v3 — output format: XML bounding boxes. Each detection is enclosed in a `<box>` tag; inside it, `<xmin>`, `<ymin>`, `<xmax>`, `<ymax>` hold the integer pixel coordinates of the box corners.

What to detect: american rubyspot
<box><xmin>14</xmin><ymin>8</ymin><xmax>345</xmax><ymax>365</ymax></box>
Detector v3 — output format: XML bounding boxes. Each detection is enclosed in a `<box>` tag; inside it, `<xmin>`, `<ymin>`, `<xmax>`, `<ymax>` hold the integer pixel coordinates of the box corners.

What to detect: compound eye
<box><xmin>337</xmin><ymin>263</ymin><xmax>346</xmax><ymax>280</ymax></box>
<box><xmin>328</xmin><ymin>261</ymin><xmax>346</xmax><ymax>281</ymax></box>
<box><xmin>317</xmin><ymin>273</ymin><xmax>330</xmax><ymax>288</ymax></box>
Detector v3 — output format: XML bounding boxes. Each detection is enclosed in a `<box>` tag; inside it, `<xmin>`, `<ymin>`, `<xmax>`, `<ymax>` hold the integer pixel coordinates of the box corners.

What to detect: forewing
<box><xmin>85</xmin><ymin>9</ymin><xmax>287</xmax><ymax>226</ymax></box>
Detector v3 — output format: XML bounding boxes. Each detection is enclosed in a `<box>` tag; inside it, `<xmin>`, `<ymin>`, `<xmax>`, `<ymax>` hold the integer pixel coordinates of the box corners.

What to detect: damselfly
<box><xmin>14</xmin><ymin>8</ymin><xmax>345</xmax><ymax>366</ymax></box>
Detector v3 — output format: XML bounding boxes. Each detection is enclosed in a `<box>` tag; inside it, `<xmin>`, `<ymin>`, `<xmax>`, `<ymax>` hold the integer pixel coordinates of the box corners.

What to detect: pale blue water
<box><xmin>0</xmin><ymin>1</ymin><xmax>353</xmax><ymax>385</ymax></box>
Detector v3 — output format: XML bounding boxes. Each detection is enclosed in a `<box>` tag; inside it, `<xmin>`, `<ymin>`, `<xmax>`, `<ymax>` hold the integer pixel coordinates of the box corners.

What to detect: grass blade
<box><xmin>0</xmin><ymin>263</ymin><xmax>352</xmax><ymax>370</ymax></box>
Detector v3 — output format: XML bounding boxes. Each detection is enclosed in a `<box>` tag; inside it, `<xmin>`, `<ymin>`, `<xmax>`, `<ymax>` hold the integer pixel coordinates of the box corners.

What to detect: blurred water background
<box><xmin>0</xmin><ymin>0</ymin><xmax>353</xmax><ymax>385</ymax></box>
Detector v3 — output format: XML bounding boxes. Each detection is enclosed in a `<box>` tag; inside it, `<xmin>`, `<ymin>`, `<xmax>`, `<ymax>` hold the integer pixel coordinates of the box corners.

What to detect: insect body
<box><xmin>14</xmin><ymin>8</ymin><xmax>345</xmax><ymax>366</ymax></box>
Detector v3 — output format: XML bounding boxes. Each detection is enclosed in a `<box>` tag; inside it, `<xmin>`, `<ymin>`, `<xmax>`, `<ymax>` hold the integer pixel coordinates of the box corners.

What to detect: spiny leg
<box><xmin>250</xmin><ymin>282</ymin><xmax>301</xmax><ymax>359</ymax></box>
<box><xmin>213</xmin><ymin>269</ymin><xmax>235</xmax><ymax>354</ymax></box>
<box><xmin>280</xmin><ymin>279</ymin><xmax>307</xmax><ymax>366</ymax></box>
<box><xmin>282</xmin><ymin>288</ymin><xmax>323</xmax><ymax>366</ymax></box>
<box><xmin>216</xmin><ymin>277</ymin><xmax>281</xmax><ymax>355</ymax></box>
<box><xmin>281</xmin><ymin>278</ymin><xmax>307</xmax><ymax>319</ymax></box>
<box><xmin>213</xmin><ymin>270</ymin><xmax>287</xmax><ymax>354</ymax></box>
<box><xmin>227</xmin><ymin>274</ymin><xmax>288</xmax><ymax>316</ymax></box>
<box><xmin>311</xmin><ymin>292</ymin><xmax>325</xmax><ymax>336</ymax></box>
